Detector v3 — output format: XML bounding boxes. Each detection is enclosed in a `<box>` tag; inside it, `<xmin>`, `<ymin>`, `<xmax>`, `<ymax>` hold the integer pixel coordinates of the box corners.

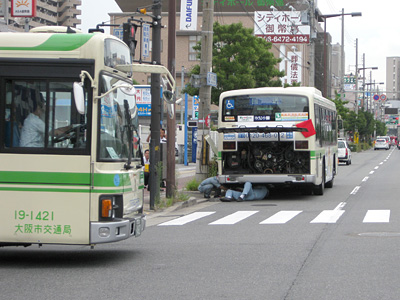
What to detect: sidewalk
<box><xmin>143</xmin><ymin>163</ymin><xmax>213</xmax><ymax>214</ymax></box>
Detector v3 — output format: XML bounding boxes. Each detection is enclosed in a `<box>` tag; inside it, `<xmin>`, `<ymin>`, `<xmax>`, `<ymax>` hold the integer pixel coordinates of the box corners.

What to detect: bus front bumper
<box><xmin>218</xmin><ymin>174</ymin><xmax>317</xmax><ymax>185</ymax></box>
<box><xmin>90</xmin><ymin>214</ymin><xmax>146</xmax><ymax>244</ymax></box>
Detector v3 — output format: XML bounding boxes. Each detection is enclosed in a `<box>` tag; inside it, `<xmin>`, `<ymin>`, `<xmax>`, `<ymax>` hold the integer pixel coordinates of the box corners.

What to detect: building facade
<box><xmin>0</xmin><ymin>0</ymin><xmax>81</xmax><ymax>32</ymax></box>
<box><xmin>386</xmin><ymin>57</ymin><xmax>400</xmax><ymax>101</ymax></box>
<box><xmin>111</xmin><ymin>0</ymin><xmax>342</xmax><ymax>100</ymax></box>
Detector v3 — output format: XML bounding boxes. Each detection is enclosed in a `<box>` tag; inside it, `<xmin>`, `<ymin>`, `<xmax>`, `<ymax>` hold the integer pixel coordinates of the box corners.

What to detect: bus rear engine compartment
<box><xmin>223</xmin><ymin>141</ymin><xmax>310</xmax><ymax>175</ymax></box>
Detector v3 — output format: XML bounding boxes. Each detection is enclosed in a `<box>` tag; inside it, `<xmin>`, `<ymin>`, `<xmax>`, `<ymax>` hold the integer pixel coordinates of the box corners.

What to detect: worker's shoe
<box><xmin>237</xmin><ymin>195</ymin><xmax>245</xmax><ymax>202</ymax></box>
<box><xmin>220</xmin><ymin>197</ymin><xmax>232</xmax><ymax>202</ymax></box>
<box><xmin>204</xmin><ymin>194</ymin><xmax>211</xmax><ymax>198</ymax></box>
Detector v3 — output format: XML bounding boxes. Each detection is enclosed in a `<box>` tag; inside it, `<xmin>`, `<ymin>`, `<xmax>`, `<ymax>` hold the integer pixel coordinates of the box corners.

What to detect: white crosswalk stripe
<box><xmin>157</xmin><ymin>209</ymin><xmax>394</xmax><ymax>226</ymax></box>
<box><xmin>260</xmin><ymin>211</ymin><xmax>303</xmax><ymax>224</ymax></box>
<box><xmin>209</xmin><ymin>211</ymin><xmax>259</xmax><ymax>225</ymax></box>
<box><xmin>310</xmin><ymin>210</ymin><xmax>345</xmax><ymax>223</ymax></box>
<box><xmin>158</xmin><ymin>212</ymin><xmax>215</xmax><ymax>226</ymax></box>
<box><xmin>363</xmin><ymin>210</ymin><xmax>390</xmax><ymax>223</ymax></box>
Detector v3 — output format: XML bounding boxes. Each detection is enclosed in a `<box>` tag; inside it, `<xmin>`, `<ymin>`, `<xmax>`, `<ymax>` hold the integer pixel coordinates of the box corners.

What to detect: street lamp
<box><xmin>357</xmin><ymin>65</ymin><xmax>378</xmax><ymax>111</ymax></box>
<box><xmin>318</xmin><ymin>10</ymin><xmax>362</xmax><ymax>98</ymax></box>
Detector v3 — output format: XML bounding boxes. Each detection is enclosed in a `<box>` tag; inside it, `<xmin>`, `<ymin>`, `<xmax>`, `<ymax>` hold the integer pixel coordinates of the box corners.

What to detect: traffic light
<box><xmin>122</xmin><ymin>23</ymin><xmax>138</xmax><ymax>57</ymax></box>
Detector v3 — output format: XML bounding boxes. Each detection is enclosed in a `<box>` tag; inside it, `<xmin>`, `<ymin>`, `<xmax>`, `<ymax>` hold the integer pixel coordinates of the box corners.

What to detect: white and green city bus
<box><xmin>217</xmin><ymin>87</ymin><xmax>338</xmax><ymax>195</ymax></box>
<box><xmin>0</xmin><ymin>26</ymin><xmax>174</xmax><ymax>247</ymax></box>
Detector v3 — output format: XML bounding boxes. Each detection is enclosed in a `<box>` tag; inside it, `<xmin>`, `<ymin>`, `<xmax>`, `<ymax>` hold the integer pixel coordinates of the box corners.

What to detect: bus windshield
<box><xmin>222</xmin><ymin>94</ymin><xmax>309</xmax><ymax>122</ymax></box>
<box><xmin>98</xmin><ymin>74</ymin><xmax>140</xmax><ymax>161</ymax></box>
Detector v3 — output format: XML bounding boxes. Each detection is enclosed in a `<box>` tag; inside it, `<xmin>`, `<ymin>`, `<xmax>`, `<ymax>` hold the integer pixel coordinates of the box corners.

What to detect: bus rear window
<box><xmin>222</xmin><ymin>94</ymin><xmax>309</xmax><ymax>122</ymax></box>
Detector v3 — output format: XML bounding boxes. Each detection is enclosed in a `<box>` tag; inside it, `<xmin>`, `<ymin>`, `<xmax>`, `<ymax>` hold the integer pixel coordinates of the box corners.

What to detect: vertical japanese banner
<box><xmin>180</xmin><ymin>0</ymin><xmax>198</xmax><ymax>31</ymax></box>
<box><xmin>0</xmin><ymin>0</ymin><xmax>7</xmax><ymax>18</ymax></box>
<box><xmin>11</xmin><ymin>0</ymin><xmax>36</xmax><ymax>17</ymax></box>
<box><xmin>287</xmin><ymin>51</ymin><xmax>302</xmax><ymax>85</ymax></box>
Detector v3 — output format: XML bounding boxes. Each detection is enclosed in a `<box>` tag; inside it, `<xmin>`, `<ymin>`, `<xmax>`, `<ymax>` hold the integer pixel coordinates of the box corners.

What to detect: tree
<box><xmin>332</xmin><ymin>92</ymin><xmax>386</xmax><ymax>142</ymax></box>
<box><xmin>183</xmin><ymin>22</ymin><xmax>284</xmax><ymax>105</ymax></box>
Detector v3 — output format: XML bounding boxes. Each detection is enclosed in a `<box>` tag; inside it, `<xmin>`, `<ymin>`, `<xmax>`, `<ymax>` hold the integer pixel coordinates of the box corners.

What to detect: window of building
<box><xmin>188</xmin><ymin>35</ymin><xmax>201</xmax><ymax>61</ymax></box>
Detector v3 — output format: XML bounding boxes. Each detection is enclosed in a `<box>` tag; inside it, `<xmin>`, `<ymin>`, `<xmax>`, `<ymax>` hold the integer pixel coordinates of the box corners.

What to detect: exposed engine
<box><xmin>223</xmin><ymin>141</ymin><xmax>310</xmax><ymax>175</ymax></box>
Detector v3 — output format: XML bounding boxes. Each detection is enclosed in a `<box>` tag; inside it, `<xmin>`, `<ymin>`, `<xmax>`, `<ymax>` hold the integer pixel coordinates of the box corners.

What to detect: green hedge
<box><xmin>348</xmin><ymin>142</ymin><xmax>371</xmax><ymax>152</ymax></box>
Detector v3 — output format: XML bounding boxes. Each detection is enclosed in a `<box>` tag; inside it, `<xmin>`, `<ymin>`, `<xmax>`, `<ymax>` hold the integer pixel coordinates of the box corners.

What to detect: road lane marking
<box><xmin>369</xmin><ymin>171</ymin><xmax>374</xmax><ymax>174</ymax></box>
<box><xmin>158</xmin><ymin>211</ymin><xmax>215</xmax><ymax>226</ymax></box>
<box><xmin>363</xmin><ymin>210</ymin><xmax>390</xmax><ymax>223</ymax></box>
<box><xmin>310</xmin><ymin>210</ymin><xmax>345</xmax><ymax>223</ymax></box>
<box><xmin>334</xmin><ymin>202</ymin><xmax>346</xmax><ymax>210</ymax></box>
<box><xmin>350</xmin><ymin>186</ymin><xmax>360</xmax><ymax>195</ymax></box>
<box><xmin>209</xmin><ymin>211</ymin><xmax>258</xmax><ymax>225</ymax></box>
<box><xmin>259</xmin><ymin>211</ymin><xmax>302</xmax><ymax>224</ymax></box>
<box><xmin>362</xmin><ymin>176</ymin><xmax>369</xmax><ymax>182</ymax></box>
<box><xmin>374</xmin><ymin>166</ymin><xmax>379</xmax><ymax>169</ymax></box>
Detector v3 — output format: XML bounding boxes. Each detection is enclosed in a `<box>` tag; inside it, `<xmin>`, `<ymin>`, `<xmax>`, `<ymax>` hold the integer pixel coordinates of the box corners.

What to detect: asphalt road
<box><xmin>2</xmin><ymin>148</ymin><xmax>400</xmax><ymax>300</ymax></box>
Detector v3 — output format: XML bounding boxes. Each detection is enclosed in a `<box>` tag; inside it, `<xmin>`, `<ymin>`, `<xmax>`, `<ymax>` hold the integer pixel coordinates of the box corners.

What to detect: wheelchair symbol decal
<box><xmin>226</xmin><ymin>100</ymin><xmax>235</xmax><ymax>109</ymax></box>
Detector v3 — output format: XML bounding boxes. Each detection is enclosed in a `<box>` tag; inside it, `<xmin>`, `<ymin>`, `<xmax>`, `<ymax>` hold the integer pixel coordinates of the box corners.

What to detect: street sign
<box><xmin>113</xmin><ymin>28</ymin><xmax>123</xmax><ymax>40</ymax></box>
<box><xmin>192</xmin><ymin>96</ymin><xmax>199</xmax><ymax>119</ymax></box>
<box><xmin>344</xmin><ymin>76</ymin><xmax>356</xmax><ymax>84</ymax></box>
<box><xmin>380</xmin><ymin>94</ymin><xmax>387</xmax><ymax>101</ymax></box>
<box><xmin>142</xmin><ymin>24</ymin><xmax>150</xmax><ymax>58</ymax></box>
<box><xmin>373</xmin><ymin>94</ymin><xmax>379</xmax><ymax>101</ymax></box>
<box><xmin>187</xmin><ymin>120</ymin><xmax>198</xmax><ymax>127</ymax></box>
<box><xmin>207</xmin><ymin>72</ymin><xmax>217</xmax><ymax>87</ymax></box>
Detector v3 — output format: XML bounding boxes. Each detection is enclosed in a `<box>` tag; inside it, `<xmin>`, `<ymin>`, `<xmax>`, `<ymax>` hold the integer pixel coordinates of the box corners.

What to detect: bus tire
<box><xmin>313</xmin><ymin>163</ymin><xmax>325</xmax><ymax>195</ymax></box>
<box><xmin>325</xmin><ymin>177</ymin><xmax>334</xmax><ymax>188</ymax></box>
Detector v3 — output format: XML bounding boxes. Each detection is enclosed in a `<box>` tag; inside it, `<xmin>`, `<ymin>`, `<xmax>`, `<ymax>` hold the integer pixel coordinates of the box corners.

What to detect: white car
<box><xmin>374</xmin><ymin>138</ymin><xmax>390</xmax><ymax>150</ymax></box>
<box><xmin>338</xmin><ymin>140</ymin><xmax>352</xmax><ymax>165</ymax></box>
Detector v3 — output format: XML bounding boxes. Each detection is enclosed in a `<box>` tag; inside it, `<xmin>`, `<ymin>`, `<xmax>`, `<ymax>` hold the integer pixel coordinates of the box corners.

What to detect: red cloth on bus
<box><xmin>296</xmin><ymin>119</ymin><xmax>316</xmax><ymax>138</ymax></box>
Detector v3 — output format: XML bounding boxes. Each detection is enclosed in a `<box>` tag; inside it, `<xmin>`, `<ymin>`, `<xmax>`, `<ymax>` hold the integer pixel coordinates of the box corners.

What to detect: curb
<box><xmin>144</xmin><ymin>193</ymin><xmax>220</xmax><ymax>219</ymax></box>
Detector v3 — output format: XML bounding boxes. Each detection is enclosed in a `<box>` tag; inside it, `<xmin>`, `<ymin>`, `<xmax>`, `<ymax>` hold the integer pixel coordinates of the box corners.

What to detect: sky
<box><xmin>79</xmin><ymin>0</ymin><xmax>396</xmax><ymax>92</ymax></box>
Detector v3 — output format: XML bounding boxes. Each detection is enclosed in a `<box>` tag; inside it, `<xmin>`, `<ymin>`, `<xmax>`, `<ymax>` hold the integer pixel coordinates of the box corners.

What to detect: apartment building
<box><xmin>1</xmin><ymin>0</ymin><xmax>81</xmax><ymax>32</ymax></box>
<box><xmin>386</xmin><ymin>57</ymin><xmax>400</xmax><ymax>101</ymax></box>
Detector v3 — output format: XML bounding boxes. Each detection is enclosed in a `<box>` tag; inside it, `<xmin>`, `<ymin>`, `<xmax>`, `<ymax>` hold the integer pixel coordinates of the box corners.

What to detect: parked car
<box><xmin>397</xmin><ymin>140</ymin><xmax>400</xmax><ymax>149</ymax></box>
<box><xmin>374</xmin><ymin>138</ymin><xmax>390</xmax><ymax>150</ymax></box>
<box><xmin>338</xmin><ymin>140</ymin><xmax>352</xmax><ymax>165</ymax></box>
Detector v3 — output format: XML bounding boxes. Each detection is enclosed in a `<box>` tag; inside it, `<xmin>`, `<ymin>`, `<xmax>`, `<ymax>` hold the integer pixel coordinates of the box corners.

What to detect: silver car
<box><xmin>374</xmin><ymin>138</ymin><xmax>389</xmax><ymax>150</ymax></box>
<box><xmin>338</xmin><ymin>140</ymin><xmax>352</xmax><ymax>165</ymax></box>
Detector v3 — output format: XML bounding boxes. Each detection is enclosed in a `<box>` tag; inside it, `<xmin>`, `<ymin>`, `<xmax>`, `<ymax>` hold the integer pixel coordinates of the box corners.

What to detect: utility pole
<box><xmin>362</xmin><ymin>53</ymin><xmax>366</xmax><ymax>110</ymax></box>
<box><xmin>340</xmin><ymin>8</ymin><xmax>345</xmax><ymax>100</ymax></box>
<box><xmin>149</xmin><ymin>0</ymin><xmax>162</xmax><ymax>210</ymax></box>
<box><xmin>355</xmin><ymin>38</ymin><xmax>358</xmax><ymax>114</ymax></box>
<box><xmin>166</xmin><ymin>0</ymin><xmax>176</xmax><ymax>198</ymax></box>
<box><xmin>195</xmin><ymin>0</ymin><xmax>214</xmax><ymax>182</ymax></box>
<box><xmin>308</xmin><ymin>0</ymin><xmax>315</xmax><ymax>87</ymax></box>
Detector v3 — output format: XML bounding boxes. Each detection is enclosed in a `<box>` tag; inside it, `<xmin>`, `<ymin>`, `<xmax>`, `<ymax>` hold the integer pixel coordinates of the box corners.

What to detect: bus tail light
<box><xmin>101</xmin><ymin>199</ymin><xmax>113</xmax><ymax>218</ymax></box>
<box><xmin>223</xmin><ymin>141</ymin><xmax>236</xmax><ymax>150</ymax></box>
<box><xmin>295</xmin><ymin>141</ymin><xmax>309</xmax><ymax>149</ymax></box>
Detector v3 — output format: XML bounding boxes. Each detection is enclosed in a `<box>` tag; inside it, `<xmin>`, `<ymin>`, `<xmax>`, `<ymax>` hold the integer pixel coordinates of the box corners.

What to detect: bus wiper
<box><xmin>123</xmin><ymin>99</ymin><xmax>133</xmax><ymax>170</ymax></box>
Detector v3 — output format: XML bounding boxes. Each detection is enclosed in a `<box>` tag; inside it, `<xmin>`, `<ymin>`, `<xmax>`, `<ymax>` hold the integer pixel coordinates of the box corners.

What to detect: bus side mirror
<box><xmin>163</xmin><ymin>90</ymin><xmax>175</xmax><ymax>119</ymax></box>
<box><xmin>163</xmin><ymin>90</ymin><xmax>174</xmax><ymax>104</ymax></box>
<box><xmin>73</xmin><ymin>82</ymin><xmax>85</xmax><ymax>115</ymax></box>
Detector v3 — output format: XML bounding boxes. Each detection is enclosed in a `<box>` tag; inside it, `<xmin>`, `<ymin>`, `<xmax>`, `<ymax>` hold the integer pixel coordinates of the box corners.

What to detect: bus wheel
<box><xmin>313</xmin><ymin>163</ymin><xmax>325</xmax><ymax>195</ymax></box>
<box><xmin>325</xmin><ymin>177</ymin><xmax>334</xmax><ymax>188</ymax></box>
